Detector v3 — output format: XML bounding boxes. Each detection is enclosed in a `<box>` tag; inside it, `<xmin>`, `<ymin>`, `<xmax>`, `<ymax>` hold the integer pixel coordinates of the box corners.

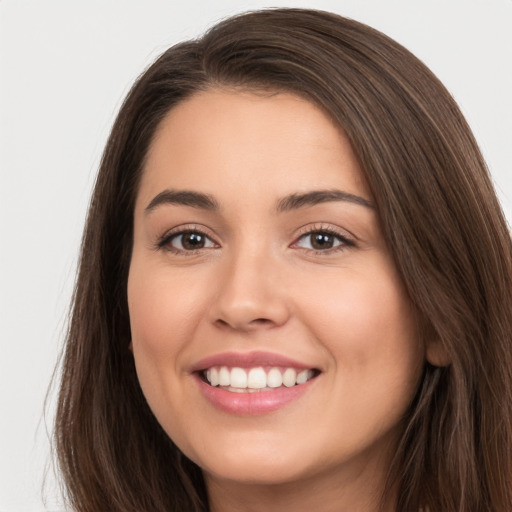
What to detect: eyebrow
<box><xmin>144</xmin><ymin>188</ymin><xmax>374</xmax><ymax>215</ymax></box>
<box><xmin>275</xmin><ymin>189</ymin><xmax>374</xmax><ymax>212</ymax></box>
<box><xmin>145</xmin><ymin>189</ymin><xmax>219</xmax><ymax>214</ymax></box>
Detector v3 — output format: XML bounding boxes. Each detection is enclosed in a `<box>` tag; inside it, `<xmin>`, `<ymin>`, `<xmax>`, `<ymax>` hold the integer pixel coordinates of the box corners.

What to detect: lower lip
<box><xmin>194</xmin><ymin>374</ymin><xmax>316</xmax><ymax>415</ymax></box>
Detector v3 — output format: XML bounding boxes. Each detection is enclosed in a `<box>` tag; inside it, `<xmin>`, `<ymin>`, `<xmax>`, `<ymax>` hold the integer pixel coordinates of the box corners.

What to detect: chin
<box><xmin>186</xmin><ymin>441</ymin><xmax>314</xmax><ymax>486</ymax></box>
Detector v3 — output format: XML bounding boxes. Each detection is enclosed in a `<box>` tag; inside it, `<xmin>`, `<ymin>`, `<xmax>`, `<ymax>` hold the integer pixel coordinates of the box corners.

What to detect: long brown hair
<box><xmin>54</xmin><ymin>8</ymin><xmax>512</xmax><ymax>511</ymax></box>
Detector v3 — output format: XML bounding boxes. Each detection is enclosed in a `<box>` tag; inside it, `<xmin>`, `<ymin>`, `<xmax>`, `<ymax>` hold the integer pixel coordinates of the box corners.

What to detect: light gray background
<box><xmin>1</xmin><ymin>1</ymin><xmax>511</xmax><ymax>510</ymax></box>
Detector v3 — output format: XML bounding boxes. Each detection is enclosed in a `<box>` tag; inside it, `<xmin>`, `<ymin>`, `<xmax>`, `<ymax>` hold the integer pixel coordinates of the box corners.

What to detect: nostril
<box><xmin>214</xmin><ymin>317</ymin><xmax>275</xmax><ymax>331</ymax></box>
<box><xmin>247</xmin><ymin>318</ymin><xmax>276</xmax><ymax>330</ymax></box>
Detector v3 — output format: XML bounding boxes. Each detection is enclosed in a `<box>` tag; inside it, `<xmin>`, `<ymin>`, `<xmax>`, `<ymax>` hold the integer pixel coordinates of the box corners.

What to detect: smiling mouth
<box><xmin>201</xmin><ymin>366</ymin><xmax>320</xmax><ymax>392</ymax></box>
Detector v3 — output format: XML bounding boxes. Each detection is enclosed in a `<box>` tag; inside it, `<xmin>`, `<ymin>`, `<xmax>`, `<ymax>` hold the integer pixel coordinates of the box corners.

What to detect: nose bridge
<box><xmin>211</xmin><ymin>236</ymin><xmax>289</xmax><ymax>330</ymax></box>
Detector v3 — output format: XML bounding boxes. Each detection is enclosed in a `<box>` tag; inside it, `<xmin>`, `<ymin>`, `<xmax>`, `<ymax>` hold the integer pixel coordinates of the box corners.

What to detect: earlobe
<box><xmin>420</xmin><ymin>317</ymin><xmax>451</xmax><ymax>367</ymax></box>
<box><xmin>425</xmin><ymin>338</ymin><xmax>451</xmax><ymax>367</ymax></box>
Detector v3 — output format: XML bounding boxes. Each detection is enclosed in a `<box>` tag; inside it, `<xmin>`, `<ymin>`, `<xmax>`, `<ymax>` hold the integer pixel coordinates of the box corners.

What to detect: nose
<box><xmin>209</xmin><ymin>249</ymin><xmax>290</xmax><ymax>332</ymax></box>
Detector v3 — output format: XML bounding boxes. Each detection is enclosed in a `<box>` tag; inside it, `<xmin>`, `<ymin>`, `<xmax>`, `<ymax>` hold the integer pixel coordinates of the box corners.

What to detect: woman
<box><xmin>54</xmin><ymin>8</ymin><xmax>512</xmax><ymax>512</ymax></box>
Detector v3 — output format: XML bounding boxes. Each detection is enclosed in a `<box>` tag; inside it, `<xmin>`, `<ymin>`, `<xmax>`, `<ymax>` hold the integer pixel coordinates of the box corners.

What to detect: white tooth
<box><xmin>247</xmin><ymin>367</ymin><xmax>266</xmax><ymax>389</ymax></box>
<box><xmin>228</xmin><ymin>387</ymin><xmax>246</xmax><ymax>393</ymax></box>
<box><xmin>296</xmin><ymin>369</ymin><xmax>310</xmax><ymax>384</ymax></box>
<box><xmin>219</xmin><ymin>366</ymin><xmax>230</xmax><ymax>386</ymax></box>
<box><xmin>267</xmin><ymin>368</ymin><xmax>283</xmax><ymax>388</ymax></box>
<box><xmin>230</xmin><ymin>367</ymin><xmax>247</xmax><ymax>388</ymax></box>
<box><xmin>206</xmin><ymin>369</ymin><xmax>211</xmax><ymax>383</ymax></box>
<box><xmin>209</xmin><ymin>367</ymin><xmax>219</xmax><ymax>386</ymax></box>
<box><xmin>283</xmin><ymin>368</ymin><xmax>297</xmax><ymax>387</ymax></box>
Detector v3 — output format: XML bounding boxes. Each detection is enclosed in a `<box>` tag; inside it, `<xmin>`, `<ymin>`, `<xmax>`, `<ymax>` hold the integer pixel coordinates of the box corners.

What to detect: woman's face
<box><xmin>128</xmin><ymin>90</ymin><xmax>424</xmax><ymax>490</ymax></box>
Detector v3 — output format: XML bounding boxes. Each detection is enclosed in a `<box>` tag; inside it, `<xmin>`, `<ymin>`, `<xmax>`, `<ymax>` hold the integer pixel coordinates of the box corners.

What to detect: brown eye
<box><xmin>310</xmin><ymin>233</ymin><xmax>336</xmax><ymax>250</ymax></box>
<box><xmin>180</xmin><ymin>232</ymin><xmax>206</xmax><ymax>250</ymax></box>
<box><xmin>295</xmin><ymin>230</ymin><xmax>351</xmax><ymax>252</ymax></box>
<box><xmin>163</xmin><ymin>231</ymin><xmax>217</xmax><ymax>251</ymax></box>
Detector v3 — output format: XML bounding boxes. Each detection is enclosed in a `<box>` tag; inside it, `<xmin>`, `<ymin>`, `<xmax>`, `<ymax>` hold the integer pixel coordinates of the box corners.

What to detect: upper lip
<box><xmin>190</xmin><ymin>351</ymin><xmax>317</xmax><ymax>373</ymax></box>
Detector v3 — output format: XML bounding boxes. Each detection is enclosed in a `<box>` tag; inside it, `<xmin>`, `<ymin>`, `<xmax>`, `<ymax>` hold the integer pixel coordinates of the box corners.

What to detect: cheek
<box><xmin>309</xmin><ymin>268</ymin><xmax>415</xmax><ymax>341</ymax></box>
<box><xmin>126</xmin><ymin>260</ymin><xmax>204</xmax><ymax>413</ymax></box>
<box><xmin>301</xmin><ymin>270</ymin><xmax>423</xmax><ymax>453</ymax></box>
<box><xmin>127</xmin><ymin>261</ymin><xmax>205</xmax><ymax>358</ymax></box>
<box><xmin>301</xmin><ymin>263</ymin><xmax>423</xmax><ymax>401</ymax></box>
<box><xmin>126</xmin><ymin>261</ymin><xmax>213</xmax><ymax>454</ymax></box>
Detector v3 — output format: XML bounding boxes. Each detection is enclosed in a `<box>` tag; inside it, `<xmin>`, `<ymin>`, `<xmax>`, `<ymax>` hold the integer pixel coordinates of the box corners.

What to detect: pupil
<box><xmin>311</xmin><ymin>233</ymin><xmax>333</xmax><ymax>250</ymax></box>
<box><xmin>182</xmin><ymin>232</ymin><xmax>204</xmax><ymax>250</ymax></box>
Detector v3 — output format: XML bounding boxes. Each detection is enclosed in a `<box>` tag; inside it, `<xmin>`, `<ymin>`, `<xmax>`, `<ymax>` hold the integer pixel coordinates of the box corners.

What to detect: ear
<box><xmin>128</xmin><ymin>340</ymin><xmax>133</xmax><ymax>353</ymax></box>
<box><xmin>425</xmin><ymin>337</ymin><xmax>451</xmax><ymax>367</ymax></box>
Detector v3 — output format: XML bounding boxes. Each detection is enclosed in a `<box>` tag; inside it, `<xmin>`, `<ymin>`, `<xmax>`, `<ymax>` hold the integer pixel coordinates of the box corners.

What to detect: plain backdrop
<box><xmin>1</xmin><ymin>1</ymin><xmax>511</xmax><ymax>510</ymax></box>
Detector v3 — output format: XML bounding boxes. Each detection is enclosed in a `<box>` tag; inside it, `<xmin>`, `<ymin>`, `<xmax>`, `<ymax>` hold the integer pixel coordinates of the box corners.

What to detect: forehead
<box><xmin>137</xmin><ymin>89</ymin><xmax>370</xmax><ymax>208</ymax></box>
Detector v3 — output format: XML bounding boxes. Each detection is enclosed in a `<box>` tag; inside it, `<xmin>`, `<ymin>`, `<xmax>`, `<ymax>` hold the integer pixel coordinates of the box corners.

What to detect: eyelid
<box><xmin>294</xmin><ymin>222</ymin><xmax>355</xmax><ymax>239</ymax></box>
<box><xmin>156</xmin><ymin>224</ymin><xmax>220</xmax><ymax>252</ymax></box>
<box><xmin>154</xmin><ymin>222</ymin><xmax>355</xmax><ymax>254</ymax></box>
<box><xmin>291</xmin><ymin>223</ymin><xmax>356</xmax><ymax>251</ymax></box>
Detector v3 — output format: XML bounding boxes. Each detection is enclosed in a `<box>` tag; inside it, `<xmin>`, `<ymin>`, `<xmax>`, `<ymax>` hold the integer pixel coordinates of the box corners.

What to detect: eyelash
<box><xmin>292</xmin><ymin>224</ymin><xmax>355</xmax><ymax>254</ymax></box>
<box><xmin>156</xmin><ymin>225</ymin><xmax>217</xmax><ymax>254</ymax></box>
<box><xmin>156</xmin><ymin>224</ymin><xmax>355</xmax><ymax>255</ymax></box>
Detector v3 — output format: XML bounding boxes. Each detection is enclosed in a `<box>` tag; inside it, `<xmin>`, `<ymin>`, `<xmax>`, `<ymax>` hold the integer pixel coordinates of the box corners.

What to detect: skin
<box><xmin>128</xmin><ymin>90</ymin><xmax>426</xmax><ymax>512</ymax></box>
